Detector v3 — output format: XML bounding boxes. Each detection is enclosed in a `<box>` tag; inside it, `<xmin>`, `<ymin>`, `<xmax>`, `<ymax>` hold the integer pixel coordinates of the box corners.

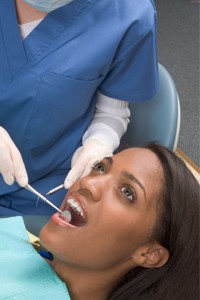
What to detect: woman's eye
<box><xmin>121</xmin><ymin>186</ymin><xmax>136</xmax><ymax>202</ymax></box>
<box><xmin>91</xmin><ymin>162</ymin><xmax>105</xmax><ymax>174</ymax></box>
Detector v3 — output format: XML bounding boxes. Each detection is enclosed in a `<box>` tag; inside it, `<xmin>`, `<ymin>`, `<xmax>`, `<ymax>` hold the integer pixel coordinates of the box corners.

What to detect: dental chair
<box><xmin>23</xmin><ymin>63</ymin><xmax>180</xmax><ymax>236</ymax></box>
<box><xmin>120</xmin><ymin>63</ymin><xmax>180</xmax><ymax>151</ymax></box>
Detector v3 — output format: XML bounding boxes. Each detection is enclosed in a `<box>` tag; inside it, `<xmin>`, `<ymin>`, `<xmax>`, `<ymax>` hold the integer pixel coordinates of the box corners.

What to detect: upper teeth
<box><xmin>67</xmin><ymin>198</ymin><xmax>84</xmax><ymax>218</ymax></box>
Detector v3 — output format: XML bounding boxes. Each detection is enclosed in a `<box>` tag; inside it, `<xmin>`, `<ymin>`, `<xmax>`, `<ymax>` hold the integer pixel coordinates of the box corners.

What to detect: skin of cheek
<box><xmin>39</xmin><ymin>197</ymin><xmax>157</xmax><ymax>271</ymax></box>
<box><xmin>40</xmin><ymin>148</ymin><xmax>162</xmax><ymax>270</ymax></box>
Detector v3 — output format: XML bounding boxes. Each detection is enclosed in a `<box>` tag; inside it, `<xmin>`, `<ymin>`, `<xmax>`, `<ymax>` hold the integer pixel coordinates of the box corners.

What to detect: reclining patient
<box><xmin>0</xmin><ymin>144</ymin><xmax>199</xmax><ymax>300</ymax></box>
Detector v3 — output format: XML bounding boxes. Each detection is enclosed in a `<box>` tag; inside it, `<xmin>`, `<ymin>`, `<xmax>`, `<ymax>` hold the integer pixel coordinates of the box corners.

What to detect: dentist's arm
<box><xmin>0</xmin><ymin>127</ymin><xmax>28</xmax><ymax>187</ymax></box>
<box><xmin>64</xmin><ymin>92</ymin><xmax>130</xmax><ymax>188</ymax></box>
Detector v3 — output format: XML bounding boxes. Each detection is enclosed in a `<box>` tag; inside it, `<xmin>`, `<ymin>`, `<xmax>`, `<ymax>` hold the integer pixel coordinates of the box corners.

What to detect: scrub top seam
<box><xmin>0</xmin><ymin>20</ymin><xmax>13</xmax><ymax>80</ymax></box>
<box><xmin>113</xmin><ymin>18</ymin><xmax>157</xmax><ymax>60</ymax></box>
<box><xmin>0</xmin><ymin>0</ymin><xmax>28</xmax><ymax>79</ymax></box>
<box><xmin>29</xmin><ymin>0</ymin><xmax>97</xmax><ymax>65</ymax></box>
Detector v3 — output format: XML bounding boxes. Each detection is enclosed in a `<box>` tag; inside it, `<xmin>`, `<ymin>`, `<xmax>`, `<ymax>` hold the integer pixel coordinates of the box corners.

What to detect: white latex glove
<box><xmin>64</xmin><ymin>139</ymin><xmax>113</xmax><ymax>188</ymax></box>
<box><xmin>0</xmin><ymin>127</ymin><xmax>28</xmax><ymax>187</ymax></box>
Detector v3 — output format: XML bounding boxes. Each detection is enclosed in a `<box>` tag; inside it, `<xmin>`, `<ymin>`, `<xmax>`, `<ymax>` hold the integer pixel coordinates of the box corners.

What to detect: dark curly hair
<box><xmin>109</xmin><ymin>144</ymin><xmax>199</xmax><ymax>300</ymax></box>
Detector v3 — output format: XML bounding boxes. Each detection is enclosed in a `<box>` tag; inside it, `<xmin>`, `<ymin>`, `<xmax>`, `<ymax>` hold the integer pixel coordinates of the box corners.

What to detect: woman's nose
<box><xmin>79</xmin><ymin>174</ymin><xmax>109</xmax><ymax>203</ymax></box>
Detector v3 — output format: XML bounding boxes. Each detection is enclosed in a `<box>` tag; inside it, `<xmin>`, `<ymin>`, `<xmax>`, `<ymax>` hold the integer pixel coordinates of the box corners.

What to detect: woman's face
<box><xmin>40</xmin><ymin>148</ymin><xmax>163</xmax><ymax>271</ymax></box>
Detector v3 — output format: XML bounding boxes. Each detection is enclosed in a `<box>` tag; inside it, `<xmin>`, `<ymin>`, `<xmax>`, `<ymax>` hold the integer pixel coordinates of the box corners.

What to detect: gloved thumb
<box><xmin>64</xmin><ymin>139</ymin><xmax>113</xmax><ymax>188</ymax></box>
<box><xmin>0</xmin><ymin>127</ymin><xmax>28</xmax><ymax>187</ymax></box>
<box><xmin>64</xmin><ymin>146</ymin><xmax>88</xmax><ymax>188</ymax></box>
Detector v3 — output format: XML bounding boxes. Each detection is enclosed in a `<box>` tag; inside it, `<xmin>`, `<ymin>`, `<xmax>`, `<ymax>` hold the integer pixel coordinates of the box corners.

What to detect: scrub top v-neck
<box><xmin>0</xmin><ymin>0</ymin><xmax>159</xmax><ymax>215</ymax></box>
<box><xmin>0</xmin><ymin>0</ymin><xmax>91</xmax><ymax>77</ymax></box>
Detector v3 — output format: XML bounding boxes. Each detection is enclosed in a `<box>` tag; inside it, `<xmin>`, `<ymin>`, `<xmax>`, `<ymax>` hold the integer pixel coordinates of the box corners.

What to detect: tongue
<box><xmin>70</xmin><ymin>209</ymin><xmax>86</xmax><ymax>227</ymax></box>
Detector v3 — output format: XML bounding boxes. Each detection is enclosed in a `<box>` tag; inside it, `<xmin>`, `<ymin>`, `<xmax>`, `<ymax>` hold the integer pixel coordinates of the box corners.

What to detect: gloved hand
<box><xmin>0</xmin><ymin>127</ymin><xmax>28</xmax><ymax>187</ymax></box>
<box><xmin>64</xmin><ymin>139</ymin><xmax>113</xmax><ymax>188</ymax></box>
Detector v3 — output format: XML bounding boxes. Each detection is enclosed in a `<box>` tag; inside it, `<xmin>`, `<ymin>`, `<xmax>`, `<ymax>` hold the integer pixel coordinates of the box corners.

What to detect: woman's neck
<box><xmin>50</xmin><ymin>258</ymin><xmax>131</xmax><ymax>300</ymax></box>
<box><xmin>15</xmin><ymin>0</ymin><xmax>47</xmax><ymax>24</ymax></box>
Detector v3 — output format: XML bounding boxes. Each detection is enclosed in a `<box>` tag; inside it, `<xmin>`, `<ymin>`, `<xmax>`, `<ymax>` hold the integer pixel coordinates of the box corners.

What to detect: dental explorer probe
<box><xmin>25</xmin><ymin>184</ymin><xmax>62</xmax><ymax>213</ymax></box>
<box><xmin>46</xmin><ymin>184</ymin><xmax>64</xmax><ymax>195</ymax></box>
<box><xmin>25</xmin><ymin>184</ymin><xmax>72</xmax><ymax>221</ymax></box>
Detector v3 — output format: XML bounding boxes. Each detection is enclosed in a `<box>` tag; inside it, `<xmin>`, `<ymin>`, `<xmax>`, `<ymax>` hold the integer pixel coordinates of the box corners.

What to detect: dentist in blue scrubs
<box><xmin>0</xmin><ymin>0</ymin><xmax>159</xmax><ymax>216</ymax></box>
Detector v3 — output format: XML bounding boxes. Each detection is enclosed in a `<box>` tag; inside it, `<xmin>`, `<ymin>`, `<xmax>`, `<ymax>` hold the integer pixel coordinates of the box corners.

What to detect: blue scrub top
<box><xmin>0</xmin><ymin>0</ymin><xmax>159</xmax><ymax>215</ymax></box>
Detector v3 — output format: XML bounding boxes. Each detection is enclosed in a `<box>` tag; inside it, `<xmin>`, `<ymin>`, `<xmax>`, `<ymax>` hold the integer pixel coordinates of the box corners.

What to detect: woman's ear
<box><xmin>131</xmin><ymin>242</ymin><xmax>169</xmax><ymax>268</ymax></box>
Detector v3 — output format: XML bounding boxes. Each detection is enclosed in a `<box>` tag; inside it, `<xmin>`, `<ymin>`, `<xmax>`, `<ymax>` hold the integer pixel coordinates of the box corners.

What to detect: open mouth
<box><xmin>59</xmin><ymin>198</ymin><xmax>86</xmax><ymax>227</ymax></box>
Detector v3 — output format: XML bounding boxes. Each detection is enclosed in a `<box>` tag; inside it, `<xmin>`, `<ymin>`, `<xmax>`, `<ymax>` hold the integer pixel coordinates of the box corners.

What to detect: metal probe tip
<box><xmin>46</xmin><ymin>184</ymin><xmax>64</xmax><ymax>195</ymax></box>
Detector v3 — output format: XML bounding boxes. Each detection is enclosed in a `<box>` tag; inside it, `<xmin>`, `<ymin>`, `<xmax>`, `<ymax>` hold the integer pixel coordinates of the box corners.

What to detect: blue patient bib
<box><xmin>0</xmin><ymin>217</ymin><xmax>70</xmax><ymax>299</ymax></box>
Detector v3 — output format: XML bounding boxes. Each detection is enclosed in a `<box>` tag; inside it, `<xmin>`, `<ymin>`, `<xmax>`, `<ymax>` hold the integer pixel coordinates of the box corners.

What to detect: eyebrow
<box><xmin>121</xmin><ymin>171</ymin><xmax>147</xmax><ymax>202</ymax></box>
<box><xmin>104</xmin><ymin>157</ymin><xmax>147</xmax><ymax>202</ymax></box>
<box><xmin>104</xmin><ymin>157</ymin><xmax>113</xmax><ymax>164</ymax></box>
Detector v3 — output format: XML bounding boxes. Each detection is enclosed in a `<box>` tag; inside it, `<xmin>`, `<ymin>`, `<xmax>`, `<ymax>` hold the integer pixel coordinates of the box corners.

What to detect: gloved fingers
<box><xmin>65</xmin><ymin>154</ymin><xmax>104</xmax><ymax>189</ymax></box>
<box><xmin>64</xmin><ymin>157</ymin><xmax>98</xmax><ymax>189</ymax></box>
<box><xmin>12</xmin><ymin>152</ymin><xmax>28</xmax><ymax>187</ymax></box>
<box><xmin>81</xmin><ymin>158</ymin><xmax>99</xmax><ymax>178</ymax></box>
<box><xmin>0</xmin><ymin>127</ymin><xmax>28</xmax><ymax>186</ymax></box>
<box><xmin>64</xmin><ymin>146</ymin><xmax>90</xmax><ymax>188</ymax></box>
<box><xmin>64</xmin><ymin>163</ymin><xmax>85</xmax><ymax>189</ymax></box>
<box><xmin>80</xmin><ymin>150</ymin><xmax>113</xmax><ymax>178</ymax></box>
<box><xmin>71</xmin><ymin>146</ymin><xmax>82</xmax><ymax>167</ymax></box>
<box><xmin>66</xmin><ymin>154</ymin><xmax>100</xmax><ymax>188</ymax></box>
<box><xmin>0</xmin><ymin>144</ymin><xmax>15</xmax><ymax>185</ymax></box>
<box><xmin>65</xmin><ymin>139</ymin><xmax>113</xmax><ymax>189</ymax></box>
